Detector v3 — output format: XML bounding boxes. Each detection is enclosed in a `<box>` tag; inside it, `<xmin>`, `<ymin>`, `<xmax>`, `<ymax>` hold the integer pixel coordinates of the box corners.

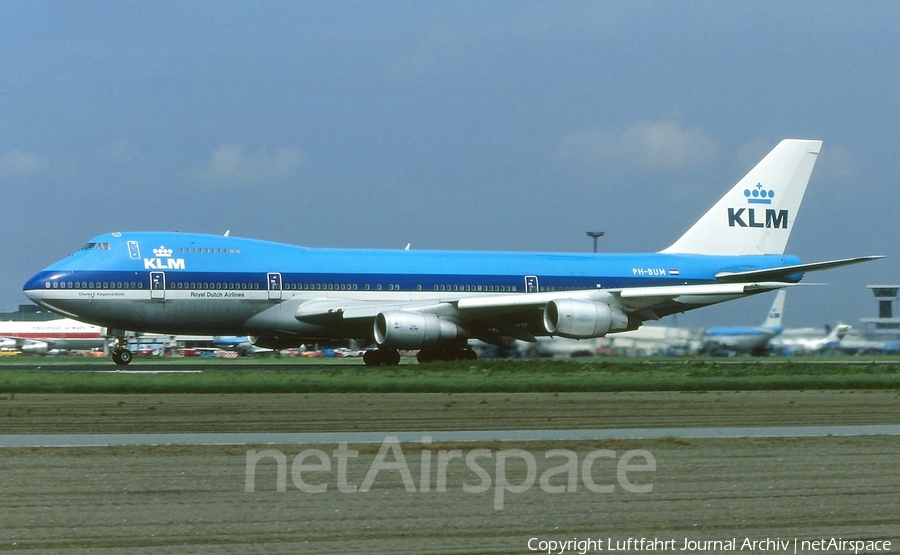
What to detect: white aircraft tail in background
<box><xmin>771</xmin><ymin>323</ymin><xmax>851</xmax><ymax>355</ymax></box>
<box><xmin>699</xmin><ymin>290</ymin><xmax>786</xmax><ymax>356</ymax></box>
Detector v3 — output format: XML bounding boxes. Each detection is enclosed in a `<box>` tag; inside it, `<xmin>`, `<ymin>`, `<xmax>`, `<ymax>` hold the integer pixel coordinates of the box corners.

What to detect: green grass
<box><xmin>1</xmin><ymin>357</ymin><xmax>899</xmax><ymax>393</ymax></box>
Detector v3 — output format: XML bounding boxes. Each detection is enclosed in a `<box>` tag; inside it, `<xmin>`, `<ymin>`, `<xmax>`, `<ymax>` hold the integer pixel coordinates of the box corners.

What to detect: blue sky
<box><xmin>2</xmin><ymin>1</ymin><xmax>898</xmax><ymax>328</ymax></box>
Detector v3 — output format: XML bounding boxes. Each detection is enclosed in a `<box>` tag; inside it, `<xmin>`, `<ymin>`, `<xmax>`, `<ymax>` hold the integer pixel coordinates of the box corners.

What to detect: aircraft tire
<box><xmin>363</xmin><ymin>348</ymin><xmax>401</xmax><ymax>366</ymax></box>
<box><xmin>363</xmin><ymin>349</ymin><xmax>381</xmax><ymax>367</ymax></box>
<box><xmin>383</xmin><ymin>348</ymin><xmax>401</xmax><ymax>366</ymax></box>
<box><xmin>118</xmin><ymin>349</ymin><xmax>133</xmax><ymax>365</ymax></box>
<box><xmin>417</xmin><ymin>347</ymin><xmax>477</xmax><ymax>363</ymax></box>
<box><xmin>112</xmin><ymin>348</ymin><xmax>133</xmax><ymax>366</ymax></box>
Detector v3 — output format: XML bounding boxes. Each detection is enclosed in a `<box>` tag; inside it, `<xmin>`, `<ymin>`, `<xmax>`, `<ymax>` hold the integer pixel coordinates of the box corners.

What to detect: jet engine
<box><xmin>20</xmin><ymin>341</ymin><xmax>49</xmax><ymax>355</ymax></box>
<box><xmin>542</xmin><ymin>299</ymin><xmax>629</xmax><ymax>339</ymax></box>
<box><xmin>374</xmin><ymin>311</ymin><xmax>466</xmax><ymax>350</ymax></box>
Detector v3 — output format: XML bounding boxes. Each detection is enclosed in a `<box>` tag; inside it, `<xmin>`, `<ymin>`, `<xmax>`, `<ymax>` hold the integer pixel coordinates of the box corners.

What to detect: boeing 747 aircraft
<box><xmin>0</xmin><ymin>318</ymin><xmax>106</xmax><ymax>355</ymax></box>
<box><xmin>23</xmin><ymin>139</ymin><xmax>881</xmax><ymax>365</ymax></box>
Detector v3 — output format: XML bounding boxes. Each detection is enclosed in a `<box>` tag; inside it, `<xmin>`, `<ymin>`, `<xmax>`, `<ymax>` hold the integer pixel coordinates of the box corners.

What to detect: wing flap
<box><xmin>295</xmin><ymin>298</ymin><xmax>460</xmax><ymax>322</ymax></box>
<box><xmin>456</xmin><ymin>290</ymin><xmax>612</xmax><ymax>310</ymax></box>
<box><xmin>619</xmin><ymin>282</ymin><xmax>787</xmax><ymax>299</ymax></box>
<box><xmin>617</xmin><ymin>282</ymin><xmax>791</xmax><ymax>312</ymax></box>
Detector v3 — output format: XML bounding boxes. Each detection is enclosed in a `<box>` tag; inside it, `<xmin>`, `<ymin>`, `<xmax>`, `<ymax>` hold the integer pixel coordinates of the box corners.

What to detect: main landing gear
<box><xmin>110</xmin><ymin>336</ymin><xmax>133</xmax><ymax>366</ymax></box>
<box><xmin>363</xmin><ymin>345</ymin><xmax>479</xmax><ymax>366</ymax></box>
<box><xmin>363</xmin><ymin>348</ymin><xmax>401</xmax><ymax>367</ymax></box>
<box><xmin>416</xmin><ymin>346</ymin><xmax>478</xmax><ymax>363</ymax></box>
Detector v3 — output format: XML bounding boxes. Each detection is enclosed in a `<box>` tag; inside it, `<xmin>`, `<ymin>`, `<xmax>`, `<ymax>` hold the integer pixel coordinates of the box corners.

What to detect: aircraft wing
<box><xmin>295</xmin><ymin>289</ymin><xmax>613</xmax><ymax>323</ymax></box>
<box><xmin>454</xmin><ymin>281</ymin><xmax>788</xmax><ymax>314</ymax></box>
<box><xmin>290</xmin><ymin>256</ymin><xmax>882</xmax><ymax>343</ymax></box>
<box><xmin>293</xmin><ymin>281</ymin><xmax>794</xmax><ymax>341</ymax></box>
<box><xmin>0</xmin><ymin>336</ymin><xmax>38</xmax><ymax>348</ymax></box>
<box><xmin>0</xmin><ymin>336</ymin><xmax>52</xmax><ymax>354</ymax></box>
<box><xmin>0</xmin><ymin>336</ymin><xmax>22</xmax><ymax>349</ymax></box>
<box><xmin>293</xmin><ymin>252</ymin><xmax>878</xmax><ymax>326</ymax></box>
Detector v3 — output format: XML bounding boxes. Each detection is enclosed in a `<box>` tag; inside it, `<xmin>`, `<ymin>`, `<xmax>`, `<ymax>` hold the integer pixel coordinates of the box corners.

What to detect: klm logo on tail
<box><xmin>727</xmin><ymin>208</ymin><xmax>788</xmax><ymax>228</ymax></box>
<box><xmin>728</xmin><ymin>183</ymin><xmax>788</xmax><ymax>229</ymax></box>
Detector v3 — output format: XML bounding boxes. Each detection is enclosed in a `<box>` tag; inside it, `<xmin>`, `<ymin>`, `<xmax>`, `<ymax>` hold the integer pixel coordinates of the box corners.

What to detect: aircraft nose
<box><xmin>23</xmin><ymin>273</ymin><xmax>48</xmax><ymax>304</ymax></box>
<box><xmin>24</xmin><ymin>288</ymin><xmax>41</xmax><ymax>304</ymax></box>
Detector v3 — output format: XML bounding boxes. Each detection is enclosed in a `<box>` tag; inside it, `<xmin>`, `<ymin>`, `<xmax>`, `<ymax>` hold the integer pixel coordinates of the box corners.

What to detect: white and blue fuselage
<box><xmin>23</xmin><ymin>231</ymin><xmax>802</xmax><ymax>337</ymax></box>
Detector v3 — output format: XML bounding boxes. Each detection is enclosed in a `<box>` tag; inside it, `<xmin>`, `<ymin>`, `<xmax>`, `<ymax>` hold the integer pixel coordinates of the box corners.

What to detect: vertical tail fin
<box><xmin>661</xmin><ymin>139</ymin><xmax>822</xmax><ymax>255</ymax></box>
<box><xmin>762</xmin><ymin>290</ymin><xmax>786</xmax><ymax>329</ymax></box>
<box><xmin>826</xmin><ymin>324</ymin><xmax>852</xmax><ymax>343</ymax></box>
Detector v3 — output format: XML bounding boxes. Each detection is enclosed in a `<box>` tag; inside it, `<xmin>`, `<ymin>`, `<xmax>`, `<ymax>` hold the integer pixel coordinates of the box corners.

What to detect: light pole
<box><xmin>586</xmin><ymin>231</ymin><xmax>605</xmax><ymax>253</ymax></box>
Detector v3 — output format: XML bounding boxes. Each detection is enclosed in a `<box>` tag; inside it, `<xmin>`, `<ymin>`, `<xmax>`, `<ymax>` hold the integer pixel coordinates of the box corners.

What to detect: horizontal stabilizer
<box><xmin>714</xmin><ymin>256</ymin><xmax>884</xmax><ymax>283</ymax></box>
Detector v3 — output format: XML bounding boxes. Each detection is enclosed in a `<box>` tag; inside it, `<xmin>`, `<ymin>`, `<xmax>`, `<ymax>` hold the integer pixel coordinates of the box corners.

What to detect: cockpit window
<box><xmin>80</xmin><ymin>242</ymin><xmax>110</xmax><ymax>250</ymax></box>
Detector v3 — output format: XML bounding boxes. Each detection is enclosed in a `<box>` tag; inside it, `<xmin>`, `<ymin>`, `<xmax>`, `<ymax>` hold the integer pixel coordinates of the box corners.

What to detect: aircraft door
<box><xmin>127</xmin><ymin>241</ymin><xmax>141</xmax><ymax>260</ymax></box>
<box><xmin>150</xmin><ymin>271</ymin><xmax>166</xmax><ymax>300</ymax></box>
<box><xmin>525</xmin><ymin>275</ymin><xmax>539</xmax><ymax>293</ymax></box>
<box><xmin>267</xmin><ymin>272</ymin><xmax>283</xmax><ymax>300</ymax></box>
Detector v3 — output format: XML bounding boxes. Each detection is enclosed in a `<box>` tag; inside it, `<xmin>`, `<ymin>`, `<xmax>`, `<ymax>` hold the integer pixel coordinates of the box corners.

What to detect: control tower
<box><xmin>860</xmin><ymin>285</ymin><xmax>900</xmax><ymax>338</ymax></box>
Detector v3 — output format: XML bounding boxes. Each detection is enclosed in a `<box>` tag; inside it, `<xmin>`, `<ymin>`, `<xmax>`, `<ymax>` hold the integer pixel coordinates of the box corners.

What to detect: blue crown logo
<box><xmin>153</xmin><ymin>245</ymin><xmax>173</xmax><ymax>257</ymax></box>
<box><xmin>744</xmin><ymin>182</ymin><xmax>774</xmax><ymax>205</ymax></box>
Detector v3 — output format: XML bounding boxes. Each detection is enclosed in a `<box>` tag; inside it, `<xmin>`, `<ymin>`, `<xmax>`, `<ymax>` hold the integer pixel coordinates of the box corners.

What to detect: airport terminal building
<box><xmin>0</xmin><ymin>304</ymin><xmax>61</xmax><ymax>322</ymax></box>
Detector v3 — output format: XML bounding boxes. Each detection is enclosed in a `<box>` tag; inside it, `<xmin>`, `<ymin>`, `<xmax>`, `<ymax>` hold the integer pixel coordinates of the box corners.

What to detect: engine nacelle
<box><xmin>374</xmin><ymin>311</ymin><xmax>465</xmax><ymax>350</ymax></box>
<box><xmin>21</xmin><ymin>341</ymin><xmax>49</xmax><ymax>355</ymax></box>
<box><xmin>543</xmin><ymin>299</ymin><xmax>629</xmax><ymax>339</ymax></box>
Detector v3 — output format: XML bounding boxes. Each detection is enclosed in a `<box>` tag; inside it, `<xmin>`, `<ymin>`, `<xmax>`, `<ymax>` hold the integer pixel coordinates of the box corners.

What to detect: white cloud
<box><xmin>556</xmin><ymin>119</ymin><xmax>719</xmax><ymax>174</ymax></box>
<box><xmin>197</xmin><ymin>144</ymin><xmax>304</xmax><ymax>184</ymax></box>
<box><xmin>0</xmin><ymin>150</ymin><xmax>51</xmax><ymax>178</ymax></box>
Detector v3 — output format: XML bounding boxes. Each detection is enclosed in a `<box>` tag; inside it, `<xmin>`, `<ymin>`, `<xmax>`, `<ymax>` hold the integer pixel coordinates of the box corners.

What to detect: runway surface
<box><xmin>5</xmin><ymin>358</ymin><xmax>900</xmax><ymax>373</ymax></box>
<box><xmin>3</xmin><ymin>424</ymin><xmax>900</xmax><ymax>447</ymax></box>
<box><xmin>2</xmin><ymin>388</ymin><xmax>898</xmax><ymax>552</ymax></box>
<box><xmin>4</xmin><ymin>435</ymin><xmax>898</xmax><ymax>553</ymax></box>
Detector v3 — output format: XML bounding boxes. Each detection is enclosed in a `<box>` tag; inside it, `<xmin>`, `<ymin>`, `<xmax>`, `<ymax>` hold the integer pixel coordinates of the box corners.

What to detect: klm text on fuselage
<box><xmin>144</xmin><ymin>257</ymin><xmax>186</xmax><ymax>270</ymax></box>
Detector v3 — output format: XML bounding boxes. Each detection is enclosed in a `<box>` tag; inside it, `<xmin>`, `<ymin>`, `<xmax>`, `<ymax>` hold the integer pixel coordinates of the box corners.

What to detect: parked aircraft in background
<box><xmin>769</xmin><ymin>324</ymin><xmax>851</xmax><ymax>355</ymax></box>
<box><xmin>23</xmin><ymin>139</ymin><xmax>881</xmax><ymax>365</ymax></box>
<box><xmin>0</xmin><ymin>318</ymin><xmax>106</xmax><ymax>355</ymax></box>
<box><xmin>699</xmin><ymin>290</ymin><xmax>785</xmax><ymax>356</ymax></box>
<box><xmin>828</xmin><ymin>328</ymin><xmax>900</xmax><ymax>355</ymax></box>
<box><xmin>210</xmin><ymin>336</ymin><xmax>275</xmax><ymax>356</ymax></box>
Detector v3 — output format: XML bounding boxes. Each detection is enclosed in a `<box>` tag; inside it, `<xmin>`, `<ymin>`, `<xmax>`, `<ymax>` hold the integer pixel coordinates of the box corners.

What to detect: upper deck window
<box><xmin>178</xmin><ymin>246</ymin><xmax>241</xmax><ymax>254</ymax></box>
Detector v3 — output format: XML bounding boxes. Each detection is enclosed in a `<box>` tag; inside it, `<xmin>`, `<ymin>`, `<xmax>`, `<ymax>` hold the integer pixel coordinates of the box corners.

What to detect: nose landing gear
<box><xmin>110</xmin><ymin>336</ymin><xmax>133</xmax><ymax>366</ymax></box>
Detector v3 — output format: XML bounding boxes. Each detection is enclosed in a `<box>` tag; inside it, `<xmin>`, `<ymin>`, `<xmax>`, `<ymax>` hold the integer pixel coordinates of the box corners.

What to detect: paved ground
<box><xmin>2</xmin><ymin>390</ymin><xmax>899</xmax><ymax>433</ymax></box>
<box><xmin>1</xmin><ymin>391</ymin><xmax>898</xmax><ymax>553</ymax></box>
